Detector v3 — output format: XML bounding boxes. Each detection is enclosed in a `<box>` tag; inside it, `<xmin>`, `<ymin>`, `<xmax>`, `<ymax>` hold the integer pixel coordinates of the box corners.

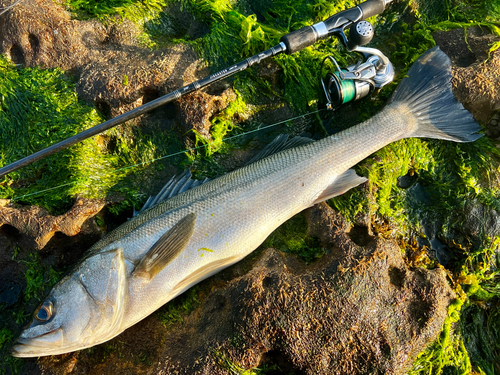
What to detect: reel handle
<box><xmin>280</xmin><ymin>0</ymin><xmax>391</xmax><ymax>55</ymax></box>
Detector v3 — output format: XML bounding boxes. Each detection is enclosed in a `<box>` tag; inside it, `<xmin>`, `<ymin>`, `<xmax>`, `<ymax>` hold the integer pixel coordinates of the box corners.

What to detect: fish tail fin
<box><xmin>389</xmin><ymin>46</ymin><xmax>482</xmax><ymax>142</ymax></box>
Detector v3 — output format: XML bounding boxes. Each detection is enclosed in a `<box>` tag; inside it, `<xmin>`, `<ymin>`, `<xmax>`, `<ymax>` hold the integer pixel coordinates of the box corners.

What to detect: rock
<box><xmin>0</xmin><ymin>0</ymin><xmax>106</xmax><ymax>69</ymax></box>
<box><xmin>36</xmin><ymin>203</ymin><xmax>455</xmax><ymax>375</ymax></box>
<box><xmin>433</xmin><ymin>27</ymin><xmax>495</xmax><ymax>68</ymax></box>
<box><xmin>176</xmin><ymin>87</ymin><xmax>236</xmax><ymax>139</ymax></box>
<box><xmin>433</xmin><ymin>27</ymin><xmax>500</xmax><ymax>125</ymax></box>
<box><xmin>76</xmin><ymin>43</ymin><xmax>206</xmax><ymax>119</ymax></box>
<box><xmin>457</xmin><ymin>200</ymin><xmax>500</xmax><ymax>245</ymax></box>
<box><xmin>0</xmin><ymin>198</ymin><xmax>107</xmax><ymax>250</ymax></box>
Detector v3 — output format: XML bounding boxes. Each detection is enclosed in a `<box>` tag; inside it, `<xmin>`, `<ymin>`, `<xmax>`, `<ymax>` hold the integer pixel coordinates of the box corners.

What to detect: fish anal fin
<box><xmin>172</xmin><ymin>255</ymin><xmax>240</xmax><ymax>295</ymax></box>
<box><xmin>313</xmin><ymin>169</ymin><xmax>367</xmax><ymax>205</ymax></box>
<box><xmin>133</xmin><ymin>213</ymin><xmax>197</xmax><ymax>280</ymax></box>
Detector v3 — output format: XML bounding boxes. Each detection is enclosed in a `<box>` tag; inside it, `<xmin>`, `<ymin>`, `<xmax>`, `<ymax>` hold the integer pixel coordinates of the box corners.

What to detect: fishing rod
<box><xmin>0</xmin><ymin>0</ymin><xmax>393</xmax><ymax>179</ymax></box>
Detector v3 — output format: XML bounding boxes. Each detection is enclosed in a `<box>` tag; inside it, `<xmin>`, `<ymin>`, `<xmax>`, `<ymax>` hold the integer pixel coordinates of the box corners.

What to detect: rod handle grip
<box><xmin>358</xmin><ymin>0</ymin><xmax>386</xmax><ymax>19</ymax></box>
<box><xmin>280</xmin><ymin>26</ymin><xmax>318</xmax><ymax>55</ymax></box>
<box><xmin>281</xmin><ymin>0</ymin><xmax>389</xmax><ymax>55</ymax></box>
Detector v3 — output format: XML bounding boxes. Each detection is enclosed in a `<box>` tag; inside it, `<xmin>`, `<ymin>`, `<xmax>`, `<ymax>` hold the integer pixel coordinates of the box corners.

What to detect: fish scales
<box><xmin>12</xmin><ymin>47</ymin><xmax>482</xmax><ymax>357</ymax></box>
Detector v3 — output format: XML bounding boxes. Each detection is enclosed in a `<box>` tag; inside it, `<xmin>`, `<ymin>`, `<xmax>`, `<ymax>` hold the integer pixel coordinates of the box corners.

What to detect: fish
<box><xmin>12</xmin><ymin>47</ymin><xmax>481</xmax><ymax>357</ymax></box>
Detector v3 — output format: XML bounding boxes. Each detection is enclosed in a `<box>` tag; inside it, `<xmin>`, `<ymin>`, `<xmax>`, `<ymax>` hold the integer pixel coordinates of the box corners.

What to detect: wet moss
<box><xmin>262</xmin><ymin>214</ymin><xmax>324</xmax><ymax>264</ymax></box>
<box><xmin>155</xmin><ymin>285</ymin><xmax>201</xmax><ymax>327</ymax></box>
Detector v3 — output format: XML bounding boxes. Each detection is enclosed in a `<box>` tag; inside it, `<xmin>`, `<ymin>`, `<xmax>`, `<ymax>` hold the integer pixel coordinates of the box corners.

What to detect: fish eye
<box><xmin>35</xmin><ymin>301</ymin><xmax>54</xmax><ymax>322</ymax></box>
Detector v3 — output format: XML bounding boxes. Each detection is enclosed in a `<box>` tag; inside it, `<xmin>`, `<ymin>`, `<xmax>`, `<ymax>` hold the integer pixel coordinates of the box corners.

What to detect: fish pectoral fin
<box><xmin>313</xmin><ymin>169</ymin><xmax>367</xmax><ymax>205</ymax></box>
<box><xmin>132</xmin><ymin>213</ymin><xmax>197</xmax><ymax>280</ymax></box>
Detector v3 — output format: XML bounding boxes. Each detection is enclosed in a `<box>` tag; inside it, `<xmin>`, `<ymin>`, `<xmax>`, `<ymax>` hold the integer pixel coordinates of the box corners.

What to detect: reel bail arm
<box><xmin>320</xmin><ymin>17</ymin><xmax>394</xmax><ymax>110</ymax></box>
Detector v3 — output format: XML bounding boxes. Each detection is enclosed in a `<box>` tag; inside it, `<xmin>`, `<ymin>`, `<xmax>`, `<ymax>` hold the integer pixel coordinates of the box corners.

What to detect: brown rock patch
<box><xmin>0</xmin><ymin>197</ymin><xmax>106</xmax><ymax>250</ymax></box>
<box><xmin>0</xmin><ymin>0</ymin><xmax>106</xmax><ymax>69</ymax></box>
<box><xmin>434</xmin><ymin>27</ymin><xmax>500</xmax><ymax>126</ymax></box>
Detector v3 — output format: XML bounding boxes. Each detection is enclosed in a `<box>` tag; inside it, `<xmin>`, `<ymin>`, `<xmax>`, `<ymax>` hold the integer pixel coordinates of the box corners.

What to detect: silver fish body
<box><xmin>12</xmin><ymin>47</ymin><xmax>481</xmax><ymax>357</ymax></box>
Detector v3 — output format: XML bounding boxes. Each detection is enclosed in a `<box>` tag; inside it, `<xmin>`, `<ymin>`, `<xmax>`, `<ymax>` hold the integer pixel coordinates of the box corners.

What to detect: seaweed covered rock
<box><xmin>76</xmin><ymin>43</ymin><xmax>205</xmax><ymax>119</ymax></box>
<box><xmin>176</xmin><ymin>86</ymin><xmax>236</xmax><ymax>139</ymax></box>
<box><xmin>36</xmin><ymin>203</ymin><xmax>455</xmax><ymax>375</ymax></box>
<box><xmin>0</xmin><ymin>0</ymin><xmax>230</xmax><ymax>124</ymax></box>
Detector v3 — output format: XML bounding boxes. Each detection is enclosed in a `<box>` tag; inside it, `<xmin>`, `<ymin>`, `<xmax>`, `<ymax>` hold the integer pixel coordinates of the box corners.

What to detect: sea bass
<box><xmin>12</xmin><ymin>47</ymin><xmax>481</xmax><ymax>357</ymax></box>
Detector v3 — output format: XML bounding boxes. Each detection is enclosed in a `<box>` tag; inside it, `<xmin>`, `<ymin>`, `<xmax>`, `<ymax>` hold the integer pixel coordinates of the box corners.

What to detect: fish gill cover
<box><xmin>0</xmin><ymin>0</ymin><xmax>499</xmax><ymax>373</ymax></box>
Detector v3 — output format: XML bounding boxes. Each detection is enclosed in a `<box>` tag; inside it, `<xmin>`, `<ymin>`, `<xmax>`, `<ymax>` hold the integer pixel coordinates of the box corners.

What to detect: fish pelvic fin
<box><xmin>313</xmin><ymin>169</ymin><xmax>367</xmax><ymax>205</ymax></box>
<box><xmin>132</xmin><ymin>213</ymin><xmax>197</xmax><ymax>280</ymax></box>
<box><xmin>388</xmin><ymin>46</ymin><xmax>482</xmax><ymax>143</ymax></box>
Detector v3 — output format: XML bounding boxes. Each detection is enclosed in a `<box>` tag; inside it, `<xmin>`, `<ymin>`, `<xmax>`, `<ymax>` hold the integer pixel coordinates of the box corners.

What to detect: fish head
<box><xmin>12</xmin><ymin>248</ymin><xmax>128</xmax><ymax>357</ymax></box>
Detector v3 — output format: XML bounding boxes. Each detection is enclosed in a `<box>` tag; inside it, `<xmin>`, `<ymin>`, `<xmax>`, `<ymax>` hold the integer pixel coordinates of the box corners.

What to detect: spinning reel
<box><xmin>321</xmin><ymin>20</ymin><xmax>394</xmax><ymax>110</ymax></box>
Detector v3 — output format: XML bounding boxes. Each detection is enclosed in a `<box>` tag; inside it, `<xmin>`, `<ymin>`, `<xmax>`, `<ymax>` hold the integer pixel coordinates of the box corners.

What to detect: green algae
<box><xmin>155</xmin><ymin>285</ymin><xmax>201</xmax><ymax>326</ymax></box>
<box><xmin>0</xmin><ymin>57</ymin><xmax>128</xmax><ymax>212</ymax></box>
<box><xmin>0</xmin><ymin>55</ymin><xmax>190</xmax><ymax>214</ymax></box>
<box><xmin>262</xmin><ymin>214</ymin><xmax>324</xmax><ymax>264</ymax></box>
<box><xmin>64</xmin><ymin>0</ymin><xmax>167</xmax><ymax>23</ymax></box>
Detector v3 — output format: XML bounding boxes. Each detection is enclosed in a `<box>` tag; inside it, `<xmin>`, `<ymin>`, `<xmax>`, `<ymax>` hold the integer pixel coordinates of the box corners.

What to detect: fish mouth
<box><xmin>11</xmin><ymin>328</ymin><xmax>64</xmax><ymax>358</ymax></box>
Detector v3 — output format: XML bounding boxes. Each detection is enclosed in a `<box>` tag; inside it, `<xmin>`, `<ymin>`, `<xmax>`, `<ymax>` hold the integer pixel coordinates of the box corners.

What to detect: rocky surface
<box><xmin>0</xmin><ymin>0</ymin><xmax>106</xmax><ymax>69</ymax></box>
<box><xmin>34</xmin><ymin>203</ymin><xmax>455</xmax><ymax>375</ymax></box>
<box><xmin>176</xmin><ymin>86</ymin><xmax>237</xmax><ymax>139</ymax></box>
<box><xmin>435</xmin><ymin>27</ymin><xmax>500</xmax><ymax>140</ymax></box>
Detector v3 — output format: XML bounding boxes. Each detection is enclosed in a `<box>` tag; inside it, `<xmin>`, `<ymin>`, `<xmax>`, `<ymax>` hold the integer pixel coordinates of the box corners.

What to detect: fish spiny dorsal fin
<box><xmin>132</xmin><ymin>213</ymin><xmax>197</xmax><ymax>280</ymax></box>
<box><xmin>136</xmin><ymin>171</ymin><xmax>210</xmax><ymax>216</ymax></box>
<box><xmin>313</xmin><ymin>169</ymin><xmax>367</xmax><ymax>205</ymax></box>
<box><xmin>135</xmin><ymin>135</ymin><xmax>313</xmax><ymax>216</ymax></box>
<box><xmin>246</xmin><ymin>134</ymin><xmax>315</xmax><ymax>165</ymax></box>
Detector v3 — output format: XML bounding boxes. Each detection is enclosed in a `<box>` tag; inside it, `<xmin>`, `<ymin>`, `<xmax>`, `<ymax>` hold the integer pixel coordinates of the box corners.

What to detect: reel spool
<box><xmin>322</xmin><ymin>63</ymin><xmax>372</xmax><ymax>109</ymax></box>
<box><xmin>320</xmin><ymin>20</ymin><xmax>394</xmax><ymax>110</ymax></box>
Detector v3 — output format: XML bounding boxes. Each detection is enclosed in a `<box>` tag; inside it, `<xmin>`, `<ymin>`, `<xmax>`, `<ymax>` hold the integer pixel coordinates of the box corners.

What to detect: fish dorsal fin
<box><xmin>246</xmin><ymin>134</ymin><xmax>315</xmax><ymax>165</ymax></box>
<box><xmin>135</xmin><ymin>135</ymin><xmax>313</xmax><ymax>215</ymax></box>
<box><xmin>313</xmin><ymin>169</ymin><xmax>367</xmax><ymax>205</ymax></box>
<box><xmin>136</xmin><ymin>171</ymin><xmax>210</xmax><ymax>215</ymax></box>
<box><xmin>133</xmin><ymin>213</ymin><xmax>197</xmax><ymax>280</ymax></box>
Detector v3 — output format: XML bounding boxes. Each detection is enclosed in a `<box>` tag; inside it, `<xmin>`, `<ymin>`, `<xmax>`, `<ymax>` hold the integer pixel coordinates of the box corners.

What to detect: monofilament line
<box><xmin>12</xmin><ymin>109</ymin><xmax>325</xmax><ymax>201</ymax></box>
<box><xmin>0</xmin><ymin>0</ymin><xmax>23</xmax><ymax>16</ymax></box>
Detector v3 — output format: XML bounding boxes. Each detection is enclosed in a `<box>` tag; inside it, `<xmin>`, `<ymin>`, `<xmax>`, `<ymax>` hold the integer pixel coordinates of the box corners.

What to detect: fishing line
<box><xmin>0</xmin><ymin>0</ymin><xmax>24</xmax><ymax>16</ymax></box>
<box><xmin>12</xmin><ymin>108</ymin><xmax>325</xmax><ymax>202</ymax></box>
